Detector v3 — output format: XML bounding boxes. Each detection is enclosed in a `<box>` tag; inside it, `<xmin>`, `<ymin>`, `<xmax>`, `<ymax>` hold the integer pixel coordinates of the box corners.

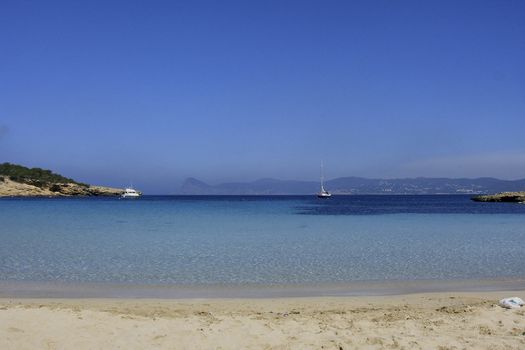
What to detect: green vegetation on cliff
<box><xmin>0</xmin><ymin>162</ymin><xmax>88</xmax><ymax>188</ymax></box>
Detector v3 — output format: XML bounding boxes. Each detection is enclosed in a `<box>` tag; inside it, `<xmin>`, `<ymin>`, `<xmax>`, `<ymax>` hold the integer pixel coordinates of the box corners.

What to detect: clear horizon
<box><xmin>1</xmin><ymin>1</ymin><xmax>524</xmax><ymax>193</ymax></box>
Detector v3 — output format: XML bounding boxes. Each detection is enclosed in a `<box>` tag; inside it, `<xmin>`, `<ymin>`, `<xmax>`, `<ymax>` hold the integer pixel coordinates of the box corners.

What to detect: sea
<box><xmin>1</xmin><ymin>195</ymin><xmax>525</xmax><ymax>297</ymax></box>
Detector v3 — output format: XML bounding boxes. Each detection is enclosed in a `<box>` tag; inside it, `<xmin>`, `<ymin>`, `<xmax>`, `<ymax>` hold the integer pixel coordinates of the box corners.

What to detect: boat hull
<box><xmin>121</xmin><ymin>194</ymin><xmax>141</xmax><ymax>198</ymax></box>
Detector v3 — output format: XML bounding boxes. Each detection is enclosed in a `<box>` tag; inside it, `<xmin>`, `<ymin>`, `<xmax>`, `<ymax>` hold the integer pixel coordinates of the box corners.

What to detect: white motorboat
<box><xmin>121</xmin><ymin>187</ymin><xmax>141</xmax><ymax>198</ymax></box>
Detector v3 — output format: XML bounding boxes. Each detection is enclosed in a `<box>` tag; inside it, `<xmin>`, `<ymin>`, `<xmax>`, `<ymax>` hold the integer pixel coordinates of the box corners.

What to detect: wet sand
<box><xmin>2</xmin><ymin>278</ymin><xmax>525</xmax><ymax>298</ymax></box>
<box><xmin>2</xmin><ymin>291</ymin><xmax>525</xmax><ymax>349</ymax></box>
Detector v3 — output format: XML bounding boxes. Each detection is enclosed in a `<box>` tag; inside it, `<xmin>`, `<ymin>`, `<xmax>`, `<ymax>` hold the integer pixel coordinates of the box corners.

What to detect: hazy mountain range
<box><xmin>179</xmin><ymin>177</ymin><xmax>525</xmax><ymax>195</ymax></box>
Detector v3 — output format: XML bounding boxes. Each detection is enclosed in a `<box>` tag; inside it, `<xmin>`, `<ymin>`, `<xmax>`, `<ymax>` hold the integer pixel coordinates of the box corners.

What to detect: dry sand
<box><xmin>1</xmin><ymin>291</ymin><xmax>524</xmax><ymax>349</ymax></box>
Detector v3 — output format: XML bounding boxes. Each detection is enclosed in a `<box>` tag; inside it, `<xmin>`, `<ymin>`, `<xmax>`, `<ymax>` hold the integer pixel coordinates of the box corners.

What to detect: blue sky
<box><xmin>1</xmin><ymin>1</ymin><xmax>524</xmax><ymax>193</ymax></box>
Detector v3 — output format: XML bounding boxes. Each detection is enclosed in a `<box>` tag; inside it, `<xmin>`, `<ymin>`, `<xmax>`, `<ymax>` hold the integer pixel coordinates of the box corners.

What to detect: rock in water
<box><xmin>471</xmin><ymin>192</ymin><xmax>525</xmax><ymax>203</ymax></box>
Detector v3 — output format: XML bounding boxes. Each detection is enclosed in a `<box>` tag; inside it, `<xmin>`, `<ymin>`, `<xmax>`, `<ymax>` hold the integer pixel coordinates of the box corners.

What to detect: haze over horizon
<box><xmin>1</xmin><ymin>1</ymin><xmax>524</xmax><ymax>193</ymax></box>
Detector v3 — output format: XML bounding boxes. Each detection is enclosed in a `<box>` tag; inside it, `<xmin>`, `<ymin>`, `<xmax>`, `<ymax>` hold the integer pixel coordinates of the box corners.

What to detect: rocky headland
<box><xmin>471</xmin><ymin>191</ymin><xmax>525</xmax><ymax>203</ymax></box>
<box><xmin>0</xmin><ymin>163</ymin><xmax>122</xmax><ymax>197</ymax></box>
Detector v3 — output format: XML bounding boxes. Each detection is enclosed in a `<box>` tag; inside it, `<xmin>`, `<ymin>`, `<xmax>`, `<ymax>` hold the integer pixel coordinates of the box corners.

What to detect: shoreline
<box><xmin>2</xmin><ymin>277</ymin><xmax>525</xmax><ymax>299</ymax></box>
<box><xmin>2</xmin><ymin>291</ymin><xmax>524</xmax><ymax>349</ymax></box>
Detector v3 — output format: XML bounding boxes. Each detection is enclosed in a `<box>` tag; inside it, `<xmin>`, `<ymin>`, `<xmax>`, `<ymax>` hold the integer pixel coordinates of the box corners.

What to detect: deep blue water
<box><xmin>1</xmin><ymin>195</ymin><xmax>525</xmax><ymax>286</ymax></box>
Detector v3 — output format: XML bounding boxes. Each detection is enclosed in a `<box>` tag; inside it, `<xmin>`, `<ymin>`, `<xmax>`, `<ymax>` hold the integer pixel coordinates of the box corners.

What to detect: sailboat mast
<box><xmin>320</xmin><ymin>161</ymin><xmax>324</xmax><ymax>190</ymax></box>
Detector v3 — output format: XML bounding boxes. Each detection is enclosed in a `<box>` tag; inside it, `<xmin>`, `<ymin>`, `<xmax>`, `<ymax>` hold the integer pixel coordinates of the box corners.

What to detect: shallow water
<box><xmin>1</xmin><ymin>195</ymin><xmax>524</xmax><ymax>287</ymax></box>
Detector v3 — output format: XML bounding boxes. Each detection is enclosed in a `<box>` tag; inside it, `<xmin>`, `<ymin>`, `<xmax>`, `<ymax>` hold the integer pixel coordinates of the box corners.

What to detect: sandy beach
<box><xmin>1</xmin><ymin>291</ymin><xmax>524</xmax><ymax>349</ymax></box>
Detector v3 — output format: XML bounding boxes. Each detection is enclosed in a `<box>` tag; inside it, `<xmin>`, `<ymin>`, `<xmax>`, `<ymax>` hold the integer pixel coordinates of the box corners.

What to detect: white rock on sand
<box><xmin>1</xmin><ymin>291</ymin><xmax>524</xmax><ymax>349</ymax></box>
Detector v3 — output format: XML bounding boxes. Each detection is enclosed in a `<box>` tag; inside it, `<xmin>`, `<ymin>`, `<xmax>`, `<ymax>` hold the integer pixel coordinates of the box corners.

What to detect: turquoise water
<box><xmin>1</xmin><ymin>196</ymin><xmax>525</xmax><ymax>286</ymax></box>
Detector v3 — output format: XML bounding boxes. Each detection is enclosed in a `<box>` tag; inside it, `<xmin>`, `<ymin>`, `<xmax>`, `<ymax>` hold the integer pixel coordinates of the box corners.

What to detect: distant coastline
<box><xmin>178</xmin><ymin>176</ymin><xmax>525</xmax><ymax>195</ymax></box>
<box><xmin>3</xmin><ymin>162</ymin><xmax>525</xmax><ymax>196</ymax></box>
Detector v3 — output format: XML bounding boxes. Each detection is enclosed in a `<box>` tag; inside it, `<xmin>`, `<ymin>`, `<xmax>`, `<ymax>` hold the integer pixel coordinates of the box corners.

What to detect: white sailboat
<box><xmin>317</xmin><ymin>162</ymin><xmax>332</xmax><ymax>198</ymax></box>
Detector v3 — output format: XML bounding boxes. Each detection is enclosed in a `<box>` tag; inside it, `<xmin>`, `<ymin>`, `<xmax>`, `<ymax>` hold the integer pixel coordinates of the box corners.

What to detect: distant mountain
<box><xmin>179</xmin><ymin>177</ymin><xmax>316</xmax><ymax>195</ymax></box>
<box><xmin>179</xmin><ymin>176</ymin><xmax>525</xmax><ymax>195</ymax></box>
